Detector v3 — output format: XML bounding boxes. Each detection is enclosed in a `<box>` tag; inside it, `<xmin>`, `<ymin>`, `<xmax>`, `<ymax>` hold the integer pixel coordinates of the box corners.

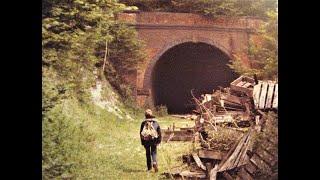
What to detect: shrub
<box><xmin>155</xmin><ymin>105</ymin><xmax>168</xmax><ymax>117</ymax></box>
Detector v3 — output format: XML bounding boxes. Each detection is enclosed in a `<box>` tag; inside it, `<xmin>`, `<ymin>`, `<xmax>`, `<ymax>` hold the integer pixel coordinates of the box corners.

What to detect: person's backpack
<box><xmin>141</xmin><ymin>120</ymin><xmax>158</xmax><ymax>141</ymax></box>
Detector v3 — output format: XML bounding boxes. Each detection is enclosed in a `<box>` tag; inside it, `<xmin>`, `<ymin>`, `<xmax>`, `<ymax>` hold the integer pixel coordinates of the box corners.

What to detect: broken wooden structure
<box><xmin>162</xmin><ymin>75</ymin><xmax>278</xmax><ymax>179</ymax></box>
<box><xmin>230</xmin><ymin>75</ymin><xmax>255</xmax><ymax>97</ymax></box>
<box><xmin>253</xmin><ymin>81</ymin><xmax>278</xmax><ymax>110</ymax></box>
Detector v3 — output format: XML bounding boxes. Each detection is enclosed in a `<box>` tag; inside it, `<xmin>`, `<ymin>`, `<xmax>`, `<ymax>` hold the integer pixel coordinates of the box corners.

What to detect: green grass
<box><xmin>157</xmin><ymin>116</ymin><xmax>195</xmax><ymax>130</ymax></box>
<box><xmin>74</xmin><ymin>113</ymin><xmax>193</xmax><ymax>179</ymax></box>
<box><xmin>43</xmin><ymin>98</ymin><xmax>193</xmax><ymax>179</ymax></box>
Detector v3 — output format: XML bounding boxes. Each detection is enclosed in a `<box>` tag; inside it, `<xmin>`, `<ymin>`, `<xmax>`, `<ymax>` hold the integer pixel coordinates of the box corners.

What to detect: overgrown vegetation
<box><xmin>229</xmin><ymin>10</ymin><xmax>278</xmax><ymax>80</ymax></box>
<box><xmin>120</xmin><ymin>0</ymin><xmax>277</xmax><ymax>18</ymax></box>
<box><xmin>155</xmin><ymin>105</ymin><xmax>169</xmax><ymax>117</ymax></box>
<box><xmin>204</xmin><ymin>127</ymin><xmax>244</xmax><ymax>151</ymax></box>
<box><xmin>43</xmin><ymin>0</ymin><xmax>146</xmax><ymax>107</ymax></box>
<box><xmin>43</xmin><ymin>99</ymin><xmax>192</xmax><ymax>179</ymax></box>
<box><xmin>42</xmin><ymin>0</ymin><xmax>147</xmax><ymax>178</ymax></box>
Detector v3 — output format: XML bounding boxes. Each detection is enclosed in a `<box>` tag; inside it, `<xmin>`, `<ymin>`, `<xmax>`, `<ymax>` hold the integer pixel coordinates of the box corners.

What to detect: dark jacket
<box><xmin>140</xmin><ymin>118</ymin><xmax>162</xmax><ymax>146</ymax></box>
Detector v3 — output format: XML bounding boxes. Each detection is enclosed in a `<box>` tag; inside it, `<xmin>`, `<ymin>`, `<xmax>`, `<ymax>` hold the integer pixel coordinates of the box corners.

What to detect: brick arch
<box><xmin>142</xmin><ymin>36</ymin><xmax>233</xmax><ymax>90</ymax></box>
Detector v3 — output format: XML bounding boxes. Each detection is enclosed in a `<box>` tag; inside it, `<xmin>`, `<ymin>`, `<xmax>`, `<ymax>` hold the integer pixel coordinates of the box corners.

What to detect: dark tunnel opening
<box><xmin>152</xmin><ymin>42</ymin><xmax>238</xmax><ymax>114</ymax></box>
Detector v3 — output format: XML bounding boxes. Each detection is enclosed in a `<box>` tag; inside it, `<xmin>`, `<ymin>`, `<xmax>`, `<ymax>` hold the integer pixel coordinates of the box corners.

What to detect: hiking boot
<box><xmin>153</xmin><ymin>163</ymin><xmax>158</xmax><ymax>173</ymax></box>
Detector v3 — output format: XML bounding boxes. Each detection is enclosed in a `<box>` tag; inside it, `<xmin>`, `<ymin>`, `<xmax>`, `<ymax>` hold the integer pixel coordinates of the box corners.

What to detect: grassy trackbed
<box><xmin>48</xmin><ymin>100</ymin><xmax>194</xmax><ymax>179</ymax></box>
<box><xmin>81</xmin><ymin>115</ymin><xmax>193</xmax><ymax>179</ymax></box>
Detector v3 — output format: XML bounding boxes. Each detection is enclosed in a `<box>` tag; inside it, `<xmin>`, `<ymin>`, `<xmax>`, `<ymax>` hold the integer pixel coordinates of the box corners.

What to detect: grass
<box><xmin>76</xmin><ymin>113</ymin><xmax>193</xmax><ymax>179</ymax></box>
<box><xmin>43</xmin><ymin>98</ymin><xmax>193</xmax><ymax>179</ymax></box>
<box><xmin>157</xmin><ymin>116</ymin><xmax>195</xmax><ymax>130</ymax></box>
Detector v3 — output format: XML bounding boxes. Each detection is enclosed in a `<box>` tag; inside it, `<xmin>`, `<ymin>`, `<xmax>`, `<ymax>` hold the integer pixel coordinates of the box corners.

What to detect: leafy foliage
<box><xmin>104</xmin><ymin>23</ymin><xmax>147</xmax><ymax>99</ymax></box>
<box><xmin>43</xmin><ymin>0</ymin><xmax>145</xmax><ymax>104</ymax></box>
<box><xmin>229</xmin><ymin>10</ymin><xmax>278</xmax><ymax>80</ymax></box>
<box><xmin>155</xmin><ymin>105</ymin><xmax>169</xmax><ymax>117</ymax></box>
<box><xmin>120</xmin><ymin>0</ymin><xmax>277</xmax><ymax>18</ymax></box>
<box><xmin>42</xmin><ymin>0</ymin><xmax>147</xmax><ymax>178</ymax></box>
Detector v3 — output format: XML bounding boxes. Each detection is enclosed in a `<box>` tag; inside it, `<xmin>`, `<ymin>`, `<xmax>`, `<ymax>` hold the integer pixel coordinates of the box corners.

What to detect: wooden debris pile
<box><xmin>163</xmin><ymin>75</ymin><xmax>278</xmax><ymax>179</ymax></box>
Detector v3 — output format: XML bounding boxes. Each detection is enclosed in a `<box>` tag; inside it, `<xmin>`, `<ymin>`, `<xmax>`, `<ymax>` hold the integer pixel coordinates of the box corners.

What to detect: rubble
<box><xmin>162</xmin><ymin>75</ymin><xmax>278</xmax><ymax>179</ymax></box>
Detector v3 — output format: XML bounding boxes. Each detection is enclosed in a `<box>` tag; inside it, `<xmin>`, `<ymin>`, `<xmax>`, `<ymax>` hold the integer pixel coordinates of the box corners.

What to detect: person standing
<box><xmin>140</xmin><ymin>109</ymin><xmax>162</xmax><ymax>172</ymax></box>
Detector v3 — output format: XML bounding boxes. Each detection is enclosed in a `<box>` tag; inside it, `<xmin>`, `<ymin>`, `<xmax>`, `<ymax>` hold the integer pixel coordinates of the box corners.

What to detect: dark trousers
<box><xmin>144</xmin><ymin>143</ymin><xmax>157</xmax><ymax>170</ymax></box>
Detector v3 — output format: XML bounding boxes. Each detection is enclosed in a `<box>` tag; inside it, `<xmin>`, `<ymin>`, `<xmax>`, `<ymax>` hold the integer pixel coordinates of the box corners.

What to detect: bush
<box><xmin>155</xmin><ymin>105</ymin><xmax>168</xmax><ymax>117</ymax></box>
<box><xmin>42</xmin><ymin>98</ymin><xmax>90</xmax><ymax>179</ymax></box>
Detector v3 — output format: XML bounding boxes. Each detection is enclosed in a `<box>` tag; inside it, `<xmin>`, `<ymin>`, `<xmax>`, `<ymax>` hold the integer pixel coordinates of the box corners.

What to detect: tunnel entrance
<box><xmin>152</xmin><ymin>42</ymin><xmax>238</xmax><ymax>114</ymax></box>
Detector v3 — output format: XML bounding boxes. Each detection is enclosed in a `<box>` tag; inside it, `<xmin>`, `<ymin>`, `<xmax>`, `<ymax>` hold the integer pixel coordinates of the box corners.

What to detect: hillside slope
<box><xmin>43</xmin><ymin>78</ymin><xmax>191</xmax><ymax>179</ymax></box>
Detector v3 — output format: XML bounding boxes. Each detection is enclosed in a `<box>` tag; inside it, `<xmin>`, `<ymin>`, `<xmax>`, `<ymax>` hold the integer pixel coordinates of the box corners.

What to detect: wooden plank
<box><xmin>221</xmin><ymin>94</ymin><xmax>243</xmax><ymax>105</ymax></box>
<box><xmin>179</xmin><ymin>170</ymin><xmax>206</xmax><ymax>178</ymax></box>
<box><xmin>242</xmin><ymin>76</ymin><xmax>255</xmax><ymax>84</ymax></box>
<box><xmin>171</xmin><ymin>114</ymin><xmax>189</xmax><ymax>119</ymax></box>
<box><xmin>256</xmin><ymin>147</ymin><xmax>275</xmax><ymax>167</ymax></box>
<box><xmin>209</xmin><ymin>164</ymin><xmax>219</xmax><ymax>180</ymax></box>
<box><xmin>198</xmin><ymin>149</ymin><xmax>226</xmax><ymax>160</ymax></box>
<box><xmin>265</xmin><ymin>82</ymin><xmax>275</xmax><ymax>108</ymax></box>
<box><xmin>245</xmin><ymin>161</ymin><xmax>257</xmax><ymax>175</ymax></box>
<box><xmin>179</xmin><ymin>127</ymin><xmax>194</xmax><ymax>131</ymax></box>
<box><xmin>260</xmin><ymin>143</ymin><xmax>277</xmax><ymax>157</ymax></box>
<box><xmin>191</xmin><ymin>153</ymin><xmax>207</xmax><ymax>171</ymax></box>
<box><xmin>162</xmin><ymin>135</ymin><xmax>193</xmax><ymax>142</ymax></box>
<box><xmin>272</xmin><ymin>84</ymin><xmax>278</xmax><ymax>109</ymax></box>
<box><xmin>253</xmin><ymin>83</ymin><xmax>262</xmax><ymax>108</ymax></box>
<box><xmin>205</xmin><ymin>162</ymin><xmax>213</xmax><ymax>178</ymax></box>
<box><xmin>222</xmin><ymin>171</ymin><xmax>234</xmax><ymax>180</ymax></box>
<box><xmin>250</xmin><ymin>154</ymin><xmax>272</xmax><ymax>174</ymax></box>
<box><xmin>258</xmin><ymin>82</ymin><xmax>269</xmax><ymax>109</ymax></box>
<box><xmin>238</xmin><ymin>167</ymin><xmax>254</xmax><ymax>180</ymax></box>
<box><xmin>260</xmin><ymin>144</ymin><xmax>278</xmax><ymax>167</ymax></box>
<box><xmin>242</xmin><ymin>82</ymin><xmax>252</xmax><ymax>88</ymax></box>
<box><xmin>237</xmin><ymin>81</ymin><xmax>246</xmax><ymax>87</ymax></box>
<box><xmin>162</xmin><ymin>130</ymin><xmax>193</xmax><ymax>136</ymax></box>
<box><xmin>218</xmin><ymin>130</ymin><xmax>252</xmax><ymax>172</ymax></box>
<box><xmin>230</xmin><ymin>85</ymin><xmax>253</xmax><ymax>97</ymax></box>
<box><xmin>230</xmin><ymin>76</ymin><xmax>243</xmax><ymax>86</ymax></box>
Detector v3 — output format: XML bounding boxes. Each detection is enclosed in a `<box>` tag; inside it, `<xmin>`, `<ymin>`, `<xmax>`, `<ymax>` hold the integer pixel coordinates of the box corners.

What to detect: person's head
<box><xmin>145</xmin><ymin>109</ymin><xmax>155</xmax><ymax>119</ymax></box>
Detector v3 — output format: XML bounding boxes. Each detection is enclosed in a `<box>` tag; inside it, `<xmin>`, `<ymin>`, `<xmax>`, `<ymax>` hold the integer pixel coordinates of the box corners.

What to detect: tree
<box><xmin>42</xmin><ymin>0</ymin><xmax>146</xmax><ymax>178</ymax></box>
<box><xmin>43</xmin><ymin>0</ymin><xmax>146</xmax><ymax>106</ymax></box>
<box><xmin>120</xmin><ymin>0</ymin><xmax>277</xmax><ymax>18</ymax></box>
<box><xmin>228</xmin><ymin>10</ymin><xmax>278</xmax><ymax>80</ymax></box>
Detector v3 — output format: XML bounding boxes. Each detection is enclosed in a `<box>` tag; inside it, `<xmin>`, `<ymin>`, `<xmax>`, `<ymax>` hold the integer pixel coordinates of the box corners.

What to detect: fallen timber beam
<box><xmin>179</xmin><ymin>170</ymin><xmax>206</xmax><ymax>179</ymax></box>
<box><xmin>162</xmin><ymin>135</ymin><xmax>193</xmax><ymax>142</ymax></box>
<box><xmin>222</xmin><ymin>171</ymin><xmax>234</xmax><ymax>180</ymax></box>
<box><xmin>198</xmin><ymin>149</ymin><xmax>227</xmax><ymax>160</ymax></box>
<box><xmin>208</xmin><ymin>129</ymin><xmax>253</xmax><ymax>180</ymax></box>
<box><xmin>245</xmin><ymin>161</ymin><xmax>257</xmax><ymax>175</ymax></box>
<box><xmin>162</xmin><ymin>130</ymin><xmax>193</xmax><ymax>136</ymax></box>
<box><xmin>220</xmin><ymin>94</ymin><xmax>244</xmax><ymax>105</ymax></box>
<box><xmin>250</xmin><ymin>153</ymin><xmax>273</xmax><ymax>174</ymax></box>
<box><xmin>170</xmin><ymin>114</ymin><xmax>189</xmax><ymax>119</ymax></box>
<box><xmin>238</xmin><ymin>167</ymin><xmax>254</xmax><ymax>180</ymax></box>
<box><xmin>255</xmin><ymin>146</ymin><xmax>276</xmax><ymax>167</ymax></box>
<box><xmin>192</xmin><ymin>153</ymin><xmax>207</xmax><ymax>171</ymax></box>
<box><xmin>213</xmin><ymin>98</ymin><xmax>244</xmax><ymax>108</ymax></box>
<box><xmin>180</xmin><ymin>127</ymin><xmax>194</xmax><ymax>131</ymax></box>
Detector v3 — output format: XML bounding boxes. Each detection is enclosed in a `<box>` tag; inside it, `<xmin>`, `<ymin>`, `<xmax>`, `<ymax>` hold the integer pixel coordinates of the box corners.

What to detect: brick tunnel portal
<box><xmin>152</xmin><ymin>42</ymin><xmax>238</xmax><ymax>114</ymax></box>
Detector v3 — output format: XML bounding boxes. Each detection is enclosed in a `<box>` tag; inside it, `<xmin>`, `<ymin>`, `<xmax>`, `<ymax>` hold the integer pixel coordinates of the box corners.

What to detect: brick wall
<box><xmin>117</xmin><ymin>12</ymin><xmax>263</xmax><ymax>107</ymax></box>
